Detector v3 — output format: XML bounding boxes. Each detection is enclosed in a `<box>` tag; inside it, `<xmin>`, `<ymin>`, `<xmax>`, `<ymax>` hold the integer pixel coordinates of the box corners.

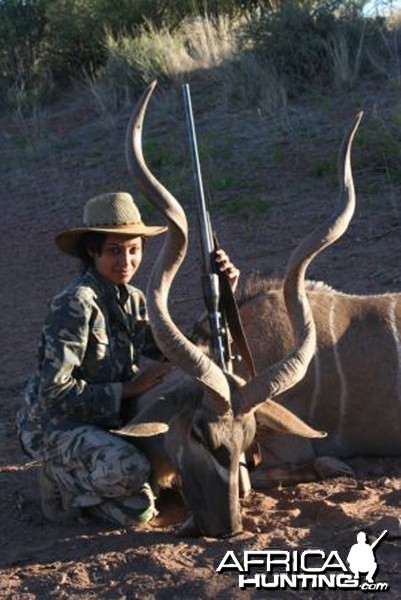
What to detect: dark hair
<box><xmin>76</xmin><ymin>231</ymin><xmax>107</xmax><ymax>267</ymax></box>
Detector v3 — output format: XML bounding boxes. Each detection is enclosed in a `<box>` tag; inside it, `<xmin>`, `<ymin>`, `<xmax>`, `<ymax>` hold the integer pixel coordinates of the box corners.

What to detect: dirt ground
<box><xmin>2</xmin><ymin>88</ymin><xmax>401</xmax><ymax>598</ymax></box>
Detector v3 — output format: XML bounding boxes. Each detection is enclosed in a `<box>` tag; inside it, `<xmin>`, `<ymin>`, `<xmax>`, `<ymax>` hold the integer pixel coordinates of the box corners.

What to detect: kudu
<box><xmin>237</xmin><ymin>254</ymin><xmax>401</xmax><ymax>489</ymax></box>
<box><xmin>118</xmin><ymin>81</ymin><xmax>362</xmax><ymax>537</ymax></box>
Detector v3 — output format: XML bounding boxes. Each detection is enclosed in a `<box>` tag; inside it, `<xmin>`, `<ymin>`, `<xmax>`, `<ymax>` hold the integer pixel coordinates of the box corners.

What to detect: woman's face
<box><xmin>89</xmin><ymin>234</ymin><xmax>143</xmax><ymax>285</ymax></box>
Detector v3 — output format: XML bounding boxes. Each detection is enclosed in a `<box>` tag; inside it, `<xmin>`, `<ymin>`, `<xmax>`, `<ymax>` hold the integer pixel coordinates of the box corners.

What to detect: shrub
<box><xmin>357</xmin><ymin>112</ymin><xmax>401</xmax><ymax>183</ymax></box>
<box><xmin>0</xmin><ymin>0</ymin><xmax>49</xmax><ymax>110</ymax></box>
<box><xmin>240</xmin><ymin>0</ymin><xmax>389</xmax><ymax>94</ymax></box>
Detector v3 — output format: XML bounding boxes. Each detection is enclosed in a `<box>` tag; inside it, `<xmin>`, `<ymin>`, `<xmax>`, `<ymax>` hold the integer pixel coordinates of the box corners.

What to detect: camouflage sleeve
<box><xmin>38</xmin><ymin>292</ymin><xmax>122</xmax><ymax>427</ymax></box>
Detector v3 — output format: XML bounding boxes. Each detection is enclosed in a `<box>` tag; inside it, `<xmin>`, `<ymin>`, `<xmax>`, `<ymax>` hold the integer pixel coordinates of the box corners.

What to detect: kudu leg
<box><xmin>250</xmin><ymin>456</ymin><xmax>354</xmax><ymax>489</ymax></box>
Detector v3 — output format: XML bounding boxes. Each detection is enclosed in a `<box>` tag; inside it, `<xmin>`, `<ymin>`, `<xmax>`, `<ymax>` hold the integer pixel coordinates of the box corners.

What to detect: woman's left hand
<box><xmin>214</xmin><ymin>249</ymin><xmax>240</xmax><ymax>294</ymax></box>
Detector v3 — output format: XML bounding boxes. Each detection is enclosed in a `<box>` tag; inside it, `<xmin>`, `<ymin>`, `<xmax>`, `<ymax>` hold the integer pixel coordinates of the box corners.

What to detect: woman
<box><xmin>17</xmin><ymin>191</ymin><xmax>239</xmax><ymax>527</ymax></box>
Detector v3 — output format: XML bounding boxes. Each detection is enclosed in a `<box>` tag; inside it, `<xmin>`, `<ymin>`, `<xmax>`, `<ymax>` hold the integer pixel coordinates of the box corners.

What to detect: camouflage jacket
<box><xmin>17</xmin><ymin>267</ymin><xmax>163</xmax><ymax>449</ymax></box>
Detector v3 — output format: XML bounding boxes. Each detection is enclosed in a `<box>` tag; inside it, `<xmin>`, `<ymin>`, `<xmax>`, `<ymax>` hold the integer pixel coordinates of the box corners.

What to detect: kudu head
<box><xmin>122</xmin><ymin>81</ymin><xmax>362</xmax><ymax>537</ymax></box>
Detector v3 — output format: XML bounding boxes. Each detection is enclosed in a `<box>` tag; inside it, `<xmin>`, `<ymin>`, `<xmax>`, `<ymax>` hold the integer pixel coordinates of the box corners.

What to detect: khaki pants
<box><xmin>20</xmin><ymin>425</ymin><xmax>156</xmax><ymax>526</ymax></box>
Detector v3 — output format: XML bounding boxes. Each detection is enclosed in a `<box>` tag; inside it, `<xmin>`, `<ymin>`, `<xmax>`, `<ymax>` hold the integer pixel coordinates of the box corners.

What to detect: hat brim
<box><xmin>56</xmin><ymin>223</ymin><xmax>167</xmax><ymax>257</ymax></box>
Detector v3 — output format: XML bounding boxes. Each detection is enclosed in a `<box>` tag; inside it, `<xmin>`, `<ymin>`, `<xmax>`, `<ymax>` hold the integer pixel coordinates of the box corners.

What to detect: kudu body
<box><xmin>235</xmin><ymin>276</ymin><xmax>401</xmax><ymax>488</ymax></box>
<box><xmin>119</xmin><ymin>81</ymin><xmax>361</xmax><ymax>537</ymax></box>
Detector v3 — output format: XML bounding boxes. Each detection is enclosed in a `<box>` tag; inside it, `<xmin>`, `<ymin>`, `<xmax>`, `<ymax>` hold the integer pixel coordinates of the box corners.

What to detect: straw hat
<box><xmin>56</xmin><ymin>192</ymin><xmax>166</xmax><ymax>257</ymax></box>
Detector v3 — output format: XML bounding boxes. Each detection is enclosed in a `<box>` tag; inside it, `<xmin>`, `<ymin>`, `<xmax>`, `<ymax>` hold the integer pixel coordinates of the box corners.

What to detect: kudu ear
<box><xmin>255</xmin><ymin>400</ymin><xmax>326</xmax><ymax>438</ymax></box>
<box><xmin>111</xmin><ymin>422</ymin><xmax>169</xmax><ymax>438</ymax></box>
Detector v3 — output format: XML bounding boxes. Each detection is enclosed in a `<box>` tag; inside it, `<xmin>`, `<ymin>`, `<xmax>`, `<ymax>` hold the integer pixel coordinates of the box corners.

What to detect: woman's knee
<box><xmin>43</xmin><ymin>426</ymin><xmax>151</xmax><ymax>497</ymax></box>
<box><xmin>87</xmin><ymin>438</ymin><xmax>151</xmax><ymax>495</ymax></box>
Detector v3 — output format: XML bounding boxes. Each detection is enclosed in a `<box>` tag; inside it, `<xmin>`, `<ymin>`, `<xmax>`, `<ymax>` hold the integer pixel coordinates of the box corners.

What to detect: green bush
<box><xmin>240</xmin><ymin>0</ymin><xmax>388</xmax><ymax>94</ymax></box>
<box><xmin>43</xmin><ymin>0</ymin><xmax>173</xmax><ymax>77</ymax></box>
<box><xmin>0</xmin><ymin>0</ymin><xmax>49</xmax><ymax>110</ymax></box>
<box><xmin>357</xmin><ymin>113</ymin><xmax>401</xmax><ymax>183</ymax></box>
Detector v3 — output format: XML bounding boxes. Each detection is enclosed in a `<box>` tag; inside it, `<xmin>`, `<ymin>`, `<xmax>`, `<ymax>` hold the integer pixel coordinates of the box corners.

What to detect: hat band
<box><xmin>84</xmin><ymin>220</ymin><xmax>144</xmax><ymax>228</ymax></box>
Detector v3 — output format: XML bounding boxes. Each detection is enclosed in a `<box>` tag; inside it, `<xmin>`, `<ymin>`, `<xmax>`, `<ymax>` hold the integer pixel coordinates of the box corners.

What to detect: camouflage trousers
<box><xmin>20</xmin><ymin>425</ymin><xmax>156</xmax><ymax>527</ymax></box>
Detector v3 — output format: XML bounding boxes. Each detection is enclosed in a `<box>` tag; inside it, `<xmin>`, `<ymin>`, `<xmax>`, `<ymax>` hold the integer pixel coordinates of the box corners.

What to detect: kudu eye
<box><xmin>191</xmin><ymin>424</ymin><xmax>230</xmax><ymax>467</ymax></box>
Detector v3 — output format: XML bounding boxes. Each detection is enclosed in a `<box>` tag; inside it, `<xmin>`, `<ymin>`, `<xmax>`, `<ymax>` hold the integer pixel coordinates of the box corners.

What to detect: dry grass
<box><xmin>103</xmin><ymin>15</ymin><xmax>242</xmax><ymax>89</ymax></box>
<box><xmin>87</xmin><ymin>14</ymin><xmax>291</xmax><ymax>119</ymax></box>
<box><xmin>327</xmin><ymin>28</ymin><xmax>365</xmax><ymax>90</ymax></box>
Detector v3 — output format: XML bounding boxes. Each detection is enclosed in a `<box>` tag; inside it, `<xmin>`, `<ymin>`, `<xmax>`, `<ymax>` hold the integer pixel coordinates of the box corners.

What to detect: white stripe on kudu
<box><xmin>309</xmin><ymin>344</ymin><xmax>321</xmax><ymax>426</ymax></box>
<box><xmin>389</xmin><ymin>297</ymin><xmax>401</xmax><ymax>405</ymax></box>
<box><xmin>329</xmin><ymin>295</ymin><xmax>348</xmax><ymax>436</ymax></box>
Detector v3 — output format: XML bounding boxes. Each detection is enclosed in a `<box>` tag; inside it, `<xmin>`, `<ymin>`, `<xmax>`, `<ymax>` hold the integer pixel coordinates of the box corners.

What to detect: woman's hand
<box><xmin>122</xmin><ymin>362</ymin><xmax>175</xmax><ymax>399</ymax></box>
<box><xmin>215</xmin><ymin>248</ymin><xmax>240</xmax><ymax>294</ymax></box>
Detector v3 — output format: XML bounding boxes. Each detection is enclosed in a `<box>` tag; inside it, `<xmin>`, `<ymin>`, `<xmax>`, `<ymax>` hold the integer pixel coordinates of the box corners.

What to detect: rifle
<box><xmin>182</xmin><ymin>84</ymin><xmax>256</xmax><ymax>379</ymax></box>
<box><xmin>182</xmin><ymin>83</ymin><xmax>231</xmax><ymax>373</ymax></box>
<box><xmin>183</xmin><ymin>83</ymin><xmax>254</xmax><ymax>497</ymax></box>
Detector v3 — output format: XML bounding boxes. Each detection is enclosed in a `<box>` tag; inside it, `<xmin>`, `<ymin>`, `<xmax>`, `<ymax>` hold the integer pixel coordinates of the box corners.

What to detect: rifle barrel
<box><xmin>182</xmin><ymin>84</ymin><xmax>214</xmax><ymax>269</ymax></box>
